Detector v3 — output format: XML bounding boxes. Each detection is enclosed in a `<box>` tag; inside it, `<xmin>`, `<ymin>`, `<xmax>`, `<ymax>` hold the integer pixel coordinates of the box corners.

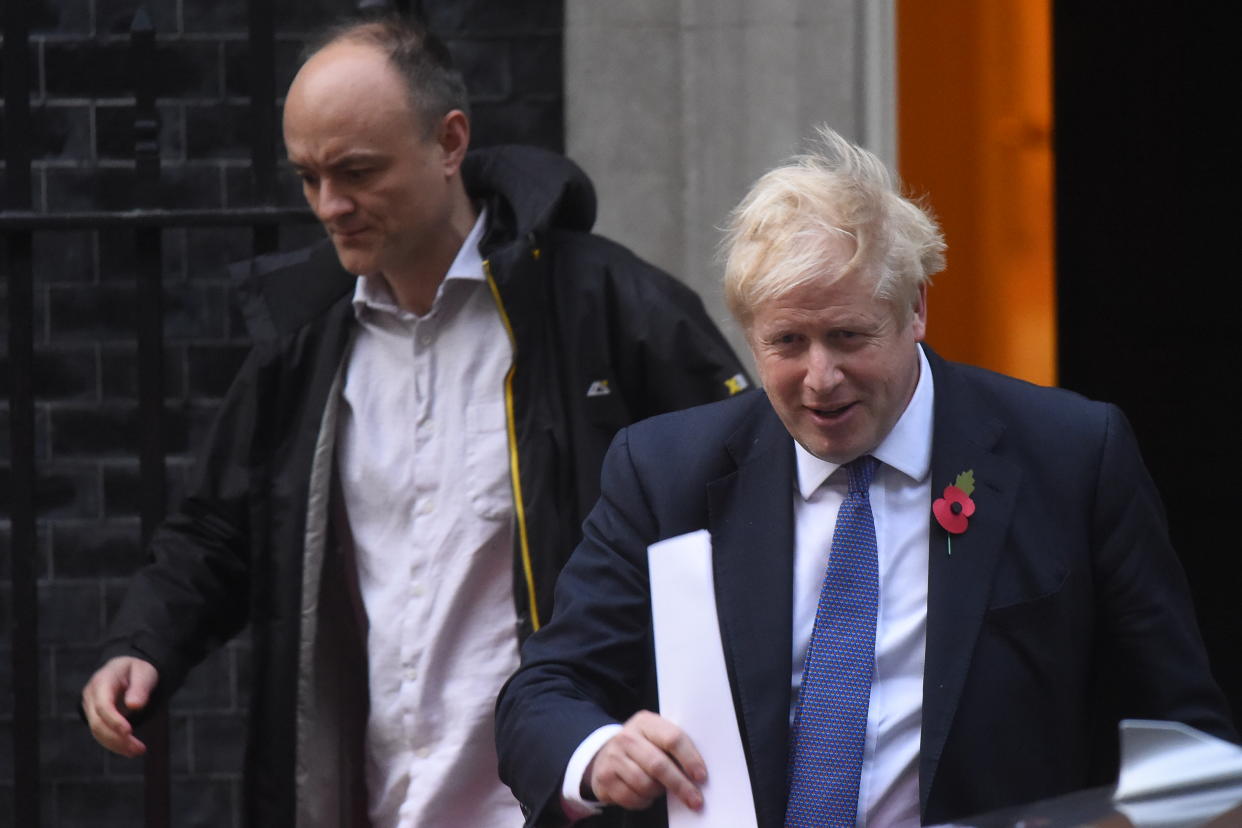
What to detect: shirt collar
<box><xmin>794</xmin><ymin>344</ymin><xmax>935</xmax><ymax>499</ymax></box>
<box><xmin>351</xmin><ymin>207</ymin><xmax>489</xmax><ymax>318</ymax></box>
<box><xmin>444</xmin><ymin>206</ymin><xmax>488</xmax><ymax>284</ymax></box>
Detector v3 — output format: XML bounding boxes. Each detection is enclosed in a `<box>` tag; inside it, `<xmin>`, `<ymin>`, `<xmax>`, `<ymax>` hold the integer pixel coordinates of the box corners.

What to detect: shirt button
<box><xmin>415</xmin><ymin>746</ymin><xmax>431</xmax><ymax>759</ymax></box>
<box><xmin>405</xmin><ymin>666</ymin><xmax>418</xmax><ymax>682</ymax></box>
<box><xmin>412</xmin><ymin>582</ymin><xmax>426</xmax><ymax>597</ymax></box>
<box><xmin>418</xmin><ymin>499</ymin><xmax>434</xmax><ymax>515</ymax></box>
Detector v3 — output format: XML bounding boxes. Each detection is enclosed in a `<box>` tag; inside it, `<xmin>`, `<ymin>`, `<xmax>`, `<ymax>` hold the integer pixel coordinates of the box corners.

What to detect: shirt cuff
<box><xmin>561</xmin><ymin>723</ymin><xmax>624</xmax><ymax>820</ymax></box>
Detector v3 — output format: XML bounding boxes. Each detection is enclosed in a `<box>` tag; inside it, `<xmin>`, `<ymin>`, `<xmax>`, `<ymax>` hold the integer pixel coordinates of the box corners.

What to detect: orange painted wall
<box><xmin>896</xmin><ymin>0</ymin><xmax>1056</xmax><ymax>385</ymax></box>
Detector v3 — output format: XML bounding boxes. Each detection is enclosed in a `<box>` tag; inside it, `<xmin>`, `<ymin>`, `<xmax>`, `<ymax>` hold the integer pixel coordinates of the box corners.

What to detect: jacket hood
<box><xmin>463</xmin><ymin>144</ymin><xmax>597</xmax><ymax>253</ymax></box>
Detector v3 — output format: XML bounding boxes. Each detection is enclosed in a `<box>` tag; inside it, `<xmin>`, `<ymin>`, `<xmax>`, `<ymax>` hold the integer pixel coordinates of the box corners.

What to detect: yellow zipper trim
<box><xmin>483</xmin><ymin>259</ymin><xmax>541</xmax><ymax>631</ymax></box>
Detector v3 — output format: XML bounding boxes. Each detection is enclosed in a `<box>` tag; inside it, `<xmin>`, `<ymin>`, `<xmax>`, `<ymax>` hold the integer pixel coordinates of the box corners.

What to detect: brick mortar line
<box><xmin>31</xmin><ymin>158</ymin><xmax>249</xmax><ymax>169</ymax></box>
<box><xmin>20</xmin><ymin>29</ymin><xmax>563</xmax><ymax>44</ymax></box>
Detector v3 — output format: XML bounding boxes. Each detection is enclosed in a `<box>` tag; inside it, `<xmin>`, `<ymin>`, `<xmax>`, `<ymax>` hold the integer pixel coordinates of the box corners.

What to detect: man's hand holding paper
<box><xmin>585</xmin><ymin>711</ymin><xmax>705</xmax><ymax>812</ymax></box>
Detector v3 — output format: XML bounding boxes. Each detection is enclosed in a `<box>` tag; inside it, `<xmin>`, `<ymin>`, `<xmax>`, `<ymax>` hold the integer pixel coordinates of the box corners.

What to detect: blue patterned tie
<box><xmin>786</xmin><ymin>455</ymin><xmax>880</xmax><ymax>828</ymax></box>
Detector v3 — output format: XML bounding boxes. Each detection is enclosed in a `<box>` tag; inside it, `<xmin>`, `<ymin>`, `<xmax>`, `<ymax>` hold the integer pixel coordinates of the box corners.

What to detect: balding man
<box><xmin>81</xmin><ymin>15</ymin><xmax>748</xmax><ymax>827</ymax></box>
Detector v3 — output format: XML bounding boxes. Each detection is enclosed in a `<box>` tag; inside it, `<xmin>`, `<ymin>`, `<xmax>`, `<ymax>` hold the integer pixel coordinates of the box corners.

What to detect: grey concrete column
<box><xmin>566</xmin><ymin>0</ymin><xmax>896</xmax><ymax>366</ymax></box>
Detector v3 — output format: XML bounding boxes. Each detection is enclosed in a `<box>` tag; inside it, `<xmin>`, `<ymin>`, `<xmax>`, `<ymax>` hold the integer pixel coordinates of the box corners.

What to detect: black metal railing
<box><xmin>1</xmin><ymin>2</ymin><xmax>332</xmax><ymax>825</ymax></box>
<box><xmin>4</xmin><ymin>1</ymin><xmax>39</xmax><ymax>826</ymax></box>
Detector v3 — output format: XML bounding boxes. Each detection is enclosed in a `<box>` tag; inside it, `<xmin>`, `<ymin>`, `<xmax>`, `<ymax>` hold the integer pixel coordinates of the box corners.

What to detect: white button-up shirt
<box><xmin>337</xmin><ymin>210</ymin><xmax>525</xmax><ymax>827</ymax></box>
<box><xmin>790</xmin><ymin>345</ymin><xmax>933</xmax><ymax>827</ymax></box>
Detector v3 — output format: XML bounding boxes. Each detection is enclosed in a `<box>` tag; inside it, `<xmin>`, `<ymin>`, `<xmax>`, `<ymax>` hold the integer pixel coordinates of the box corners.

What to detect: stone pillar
<box><xmin>566</xmin><ymin>0</ymin><xmax>896</xmax><ymax>365</ymax></box>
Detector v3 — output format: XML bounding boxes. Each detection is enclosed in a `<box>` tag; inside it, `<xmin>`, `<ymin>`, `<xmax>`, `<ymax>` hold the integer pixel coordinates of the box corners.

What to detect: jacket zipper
<box><xmin>482</xmin><ymin>259</ymin><xmax>541</xmax><ymax>631</ymax></box>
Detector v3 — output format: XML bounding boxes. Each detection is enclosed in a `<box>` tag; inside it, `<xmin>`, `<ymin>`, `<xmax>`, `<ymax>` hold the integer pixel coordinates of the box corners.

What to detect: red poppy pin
<box><xmin>933</xmin><ymin>470</ymin><xmax>976</xmax><ymax>555</ymax></box>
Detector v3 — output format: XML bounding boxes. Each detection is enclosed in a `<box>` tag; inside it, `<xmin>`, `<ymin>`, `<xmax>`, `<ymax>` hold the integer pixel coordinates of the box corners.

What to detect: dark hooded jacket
<box><xmin>100</xmin><ymin>145</ymin><xmax>750</xmax><ymax>826</ymax></box>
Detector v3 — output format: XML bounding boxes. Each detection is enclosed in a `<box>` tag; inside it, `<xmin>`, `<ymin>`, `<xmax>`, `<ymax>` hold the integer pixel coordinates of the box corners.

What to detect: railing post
<box><xmin>249</xmin><ymin>0</ymin><xmax>280</xmax><ymax>256</ymax></box>
<box><xmin>3</xmin><ymin>0</ymin><xmax>41</xmax><ymax>824</ymax></box>
<box><xmin>130</xmin><ymin>10</ymin><xmax>172</xmax><ymax>828</ymax></box>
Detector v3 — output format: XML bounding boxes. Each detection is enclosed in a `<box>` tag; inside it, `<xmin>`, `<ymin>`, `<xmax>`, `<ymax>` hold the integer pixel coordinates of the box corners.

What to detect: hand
<box><xmin>586</xmin><ymin>710</ymin><xmax>707</xmax><ymax>812</ymax></box>
<box><xmin>81</xmin><ymin>656</ymin><xmax>160</xmax><ymax>757</ymax></box>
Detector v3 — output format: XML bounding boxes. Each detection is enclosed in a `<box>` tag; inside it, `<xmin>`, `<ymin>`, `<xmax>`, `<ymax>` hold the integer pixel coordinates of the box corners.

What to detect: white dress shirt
<box><xmin>564</xmin><ymin>347</ymin><xmax>934</xmax><ymax>827</ymax></box>
<box><xmin>337</xmin><ymin>210</ymin><xmax>526</xmax><ymax>828</ymax></box>
<box><xmin>790</xmin><ymin>345</ymin><xmax>933</xmax><ymax>827</ymax></box>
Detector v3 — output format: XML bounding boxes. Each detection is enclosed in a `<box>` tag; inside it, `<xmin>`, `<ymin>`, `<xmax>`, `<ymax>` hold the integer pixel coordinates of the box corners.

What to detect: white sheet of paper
<box><xmin>1114</xmin><ymin>719</ymin><xmax>1242</xmax><ymax>802</ymax></box>
<box><xmin>1116</xmin><ymin>782</ymin><xmax>1242</xmax><ymax>828</ymax></box>
<box><xmin>648</xmin><ymin>529</ymin><xmax>759</xmax><ymax>828</ymax></box>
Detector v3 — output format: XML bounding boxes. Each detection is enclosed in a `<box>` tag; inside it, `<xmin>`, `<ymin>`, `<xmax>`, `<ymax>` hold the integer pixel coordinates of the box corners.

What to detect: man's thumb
<box><xmin>123</xmin><ymin>664</ymin><xmax>157</xmax><ymax>710</ymax></box>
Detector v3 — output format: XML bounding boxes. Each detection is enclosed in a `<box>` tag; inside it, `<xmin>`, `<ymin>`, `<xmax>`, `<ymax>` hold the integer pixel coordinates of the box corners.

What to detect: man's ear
<box><xmin>910</xmin><ymin>282</ymin><xmax>928</xmax><ymax>341</ymax></box>
<box><xmin>437</xmin><ymin>109</ymin><xmax>470</xmax><ymax>176</ymax></box>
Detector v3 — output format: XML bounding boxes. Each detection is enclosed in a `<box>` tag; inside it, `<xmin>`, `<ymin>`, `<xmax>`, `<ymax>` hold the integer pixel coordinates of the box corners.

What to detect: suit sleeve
<box><xmin>496</xmin><ymin>428</ymin><xmax>661</xmax><ymax>826</ymax></box>
<box><xmin>1089</xmin><ymin>404</ymin><xmax>1235</xmax><ymax>742</ymax></box>
<box><xmin>98</xmin><ymin>344</ymin><xmax>270</xmax><ymax>701</ymax></box>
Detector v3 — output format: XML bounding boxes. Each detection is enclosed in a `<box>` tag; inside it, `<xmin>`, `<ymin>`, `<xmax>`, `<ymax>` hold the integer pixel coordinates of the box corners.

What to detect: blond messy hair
<box><xmin>722</xmin><ymin>125</ymin><xmax>946</xmax><ymax>329</ymax></box>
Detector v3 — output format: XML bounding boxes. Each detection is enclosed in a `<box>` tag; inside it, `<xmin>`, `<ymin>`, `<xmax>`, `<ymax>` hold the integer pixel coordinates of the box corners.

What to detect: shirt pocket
<box><xmin>465</xmin><ymin>401</ymin><xmax>514</xmax><ymax>521</ymax></box>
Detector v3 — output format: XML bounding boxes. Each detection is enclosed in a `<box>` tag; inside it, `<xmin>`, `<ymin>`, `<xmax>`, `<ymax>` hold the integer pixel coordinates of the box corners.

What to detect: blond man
<box><xmin>496</xmin><ymin>127</ymin><xmax>1233</xmax><ymax>827</ymax></box>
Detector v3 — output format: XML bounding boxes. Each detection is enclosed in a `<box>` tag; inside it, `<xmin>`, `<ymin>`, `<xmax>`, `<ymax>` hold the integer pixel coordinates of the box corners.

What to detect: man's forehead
<box><xmin>749</xmin><ymin>272</ymin><xmax>901</xmax><ymax>325</ymax></box>
<box><xmin>283</xmin><ymin>43</ymin><xmax>421</xmax><ymax>150</ymax></box>
<box><xmin>294</xmin><ymin>40</ymin><xmax>392</xmax><ymax>89</ymax></box>
<box><xmin>768</xmin><ymin>268</ymin><xmax>874</xmax><ymax>306</ymax></box>
<box><xmin>286</xmin><ymin>41</ymin><xmax>412</xmax><ymax>123</ymax></box>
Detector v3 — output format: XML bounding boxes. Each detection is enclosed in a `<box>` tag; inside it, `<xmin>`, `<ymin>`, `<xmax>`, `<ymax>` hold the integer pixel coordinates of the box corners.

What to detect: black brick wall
<box><xmin>2</xmin><ymin>0</ymin><xmax>564</xmax><ymax>824</ymax></box>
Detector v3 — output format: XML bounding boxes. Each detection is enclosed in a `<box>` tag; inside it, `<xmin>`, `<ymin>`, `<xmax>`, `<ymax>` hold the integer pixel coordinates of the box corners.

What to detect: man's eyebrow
<box><xmin>286</xmin><ymin>151</ymin><xmax>387</xmax><ymax>169</ymax></box>
<box><xmin>328</xmin><ymin>151</ymin><xmax>387</xmax><ymax>167</ymax></box>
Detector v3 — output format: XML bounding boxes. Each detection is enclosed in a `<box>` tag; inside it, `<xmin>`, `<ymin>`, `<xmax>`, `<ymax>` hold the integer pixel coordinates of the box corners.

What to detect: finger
<box><xmin>607</xmin><ymin>773</ymin><xmax>659</xmax><ymax>811</ymax></box>
<box><xmin>627</xmin><ymin>736</ymin><xmax>702</xmax><ymax>811</ymax></box>
<box><xmin>82</xmin><ymin>663</ymin><xmax>150</xmax><ymax>757</ymax></box>
<box><xmin>84</xmin><ymin>699</ymin><xmax>146</xmax><ymax>757</ymax></box>
<box><xmin>118</xmin><ymin>731</ymin><xmax>148</xmax><ymax>757</ymax></box>
<box><xmin>609</xmin><ymin>752</ymin><xmax>666</xmax><ymax>806</ymax></box>
<box><xmin>592</xmin><ymin>752</ymin><xmax>661</xmax><ymax>811</ymax></box>
<box><xmin>600</xmin><ymin>724</ymin><xmax>701</xmax><ymax>810</ymax></box>
<box><xmin>661</xmin><ymin>729</ymin><xmax>708</xmax><ymax>787</ymax></box>
<box><xmin>84</xmin><ymin>675</ymin><xmax>132</xmax><ymax>737</ymax></box>
<box><xmin>92</xmin><ymin>722</ymin><xmax>147</xmax><ymax>757</ymax></box>
<box><xmin>122</xmin><ymin>661</ymin><xmax>158</xmax><ymax>711</ymax></box>
<box><xmin>633</xmin><ymin>713</ymin><xmax>707</xmax><ymax>784</ymax></box>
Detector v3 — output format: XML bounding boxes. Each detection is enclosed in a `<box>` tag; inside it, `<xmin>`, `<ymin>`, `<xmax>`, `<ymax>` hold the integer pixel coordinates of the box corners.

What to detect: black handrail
<box><xmin>0</xmin><ymin>207</ymin><xmax>316</xmax><ymax>230</ymax></box>
<box><xmin>130</xmin><ymin>11</ymin><xmax>173</xmax><ymax>827</ymax></box>
<box><xmin>249</xmin><ymin>0</ymin><xmax>280</xmax><ymax>257</ymax></box>
<box><xmin>3</xmin><ymin>0</ymin><xmax>41</xmax><ymax>822</ymax></box>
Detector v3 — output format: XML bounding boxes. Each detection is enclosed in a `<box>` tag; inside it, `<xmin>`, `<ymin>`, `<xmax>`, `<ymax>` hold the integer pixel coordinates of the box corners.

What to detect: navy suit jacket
<box><xmin>495</xmin><ymin>348</ymin><xmax>1234</xmax><ymax>826</ymax></box>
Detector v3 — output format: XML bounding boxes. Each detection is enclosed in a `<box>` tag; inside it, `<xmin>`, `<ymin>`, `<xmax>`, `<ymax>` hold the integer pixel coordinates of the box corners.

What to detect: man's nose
<box><xmin>805</xmin><ymin>344</ymin><xmax>842</xmax><ymax>394</ymax></box>
<box><xmin>314</xmin><ymin>181</ymin><xmax>353</xmax><ymax>222</ymax></box>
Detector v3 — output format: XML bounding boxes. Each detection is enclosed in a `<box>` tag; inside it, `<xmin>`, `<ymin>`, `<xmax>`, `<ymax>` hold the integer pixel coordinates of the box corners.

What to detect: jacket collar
<box><xmin>462</xmin><ymin>144</ymin><xmax>596</xmax><ymax>258</ymax></box>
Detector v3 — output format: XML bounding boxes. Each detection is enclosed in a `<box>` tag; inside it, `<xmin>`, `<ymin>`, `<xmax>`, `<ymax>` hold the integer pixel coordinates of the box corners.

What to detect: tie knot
<box><xmin>845</xmin><ymin>455</ymin><xmax>879</xmax><ymax>494</ymax></box>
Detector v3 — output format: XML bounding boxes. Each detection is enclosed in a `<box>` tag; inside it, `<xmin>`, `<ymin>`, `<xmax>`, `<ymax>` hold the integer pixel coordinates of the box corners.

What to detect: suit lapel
<box><xmin>918</xmin><ymin>353</ymin><xmax>1023</xmax><ymax>811</ymax></box>
<box><xmin>707</xmin><ymin>398</ymin><xmax>796</xmax><ymax>828</ymax></box>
